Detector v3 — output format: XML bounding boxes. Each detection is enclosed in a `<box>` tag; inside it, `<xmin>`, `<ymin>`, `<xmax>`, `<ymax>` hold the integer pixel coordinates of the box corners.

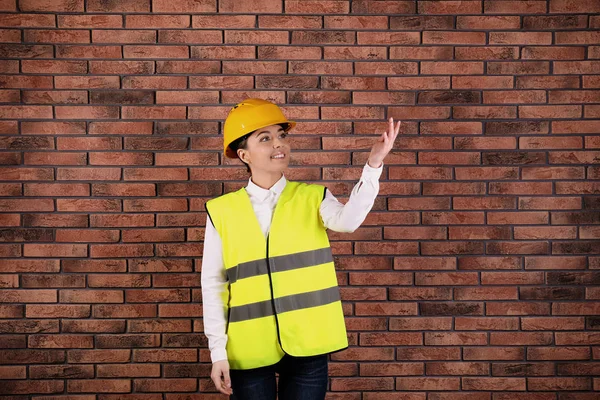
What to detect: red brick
<box><xmin>87</xmin><ymin>0</ymin><xmax>148</xmax><ymax>11</ymax></box>
<box><xmin>424</xmin><ymin>31</ymin><xmax>486</xmax><ymax>45</ymax></box>
<box><xmin>421</xmin><ymin>61</ymin><xmax>484</xmax><ymax>75</ymax></box>
<box><xmin>521</xmin><ymin>197</ymin><xmax>582</xmax><ymax>210</ymax></box>
<box><xmin>97</xmin><ymin>363</ymin><xmax>160</xmax><ymax>378</ymax></box>
<box><xmin>29</xmin><ymin>334</ymin><xmax>93</xmax><ymax>349</ymax></box>
<box><xmin>128</xmin><ymin>319</ymin><xmax>191</xmax><ymax>333</ymax></box>
<box><xmin>68</xmin><ymin>349</ymin><xmax>131</xmax><ymax>363</ymax></box>
<box><xmin>331</xmin><ymin>348</ymin><xmax>395</xmax><ymax>361</ymax></box>
<box><xmin>0</xmin><ymin>88</ymin><xmax>19</xmax><ymax>103</ymax></box>
<box><xmin>91</xmin><ymin>184</ymin><xmax>155</xmax><ymax>197</ymax></box>
<box><xmin>66</xmin><ymin>317</ymin><xmax>124</xmax><ymax>332</ymax></box>
<box><xmin>555</xmin><ymin>61</ymin><xmax>600</xmax><ymax>74</ymax></box>
<box><xmin>29</xmin><ymin>364</ymin><xmax>94</xmax><ymax>379</ymax></box>
<box><xmin>0</xmin><ymin>289</ymin><xmax>56</xmax><ymax>303</ymax></box>
<box><xmin>0</xmin><ymin>13</ymin><xmax>55</xmax><ymax>27</ymax></box>
<box><xmin>59</xmin><ymin>15</ymin><xmax>123</xmax><ymax>28</ymax></box>
<box><xmin>68</xmin><ymin>379</ymin><xmax>131</xmax><ymax>393</ymax></box>
<box><xmin>122</xmin><ymin>106</ymin><xmax>186</xmax><ymax>120</ymax></box>
<box><xmin>57</xmin><ymin>168</ymin><xmax>121</xmax><ymax>181</ymax></box>
<box><xmin>56</xmin><ymin>199</ymin><xmax>121</xmax><ymax>212</ymax></box>
<box><xmin>484</xmin><ymin>1</ymin><xmax>547</xmax><ymax>14</ymax></box>
<box><xmin>463</xmin><ymin>377</ymin><xmax>526</xmax><ymax>391</ymax></box>
<box><xmin>57</xmin><ymin>45</ymin><xmax>121</xmax><ymax>60</ymax></box>
<box><xmin>0</xmin><ymin>379</ymin><xmax>64</xmax><ymax>394</ymax></box>
<box><xmin>26</xmin><ymin>305</ymin><xmax>90</xmax><ymax>318</ymax></box>
<box><xmin>291</xmin><ymin>31</ymin><xmax>354</xmax><ymax>45</ymax></box>
<box><xmin>156</xmin><ymin>91</ymin><xmax>219</xmax><ymax>104</ymax></box>
<box><xmin>90</xmin><ymin>244</ymin><xmax>153</xmax><ymax>258</ymax></box>
<box><xmin>522</xmin><ymin>166</ymin><xmax>584</xmax><ymax>180</ymax></box>
<box><xmin>420</xmin><ymin>1</ymin><xmax>481</xmax><ymax>14</ymax></box>
<box><xmin>397</xmin><ymin>377</ymin><xmax>460</xmax><ymax>391</ymax></box>
<box><xmin>358</xmin><ymin>32</ymin><xmax>420</xmax><ymax>46</ymax></box>
<box><xmin>60</xmin><ymin>290</ymin><xmax>123</xmax><ymax>304</ymax></box>
<box><xmin>126</xmin><ymin>15</ymin><xmax>189</xmax><ymax>29</ymax></box>
<box><xmin>93</xmin><ymin>304</ymin><xmax>156</xmax><ymax>319</ymax></box>
<box><xmin>155</xmin><ymin>61</ymin><xmax>219</xmax><ymax>75</ymax></box>
<box><xmin>520</xmin><ymin>136</ymin><xmax>583</xmax><ymax>150</ymax></box>
<box><xmin>0</xmin><ymin>214</ymin><xmax>20</xmax><ymax>227</ymax></box>
<box><xmin>422</xmin><ymin>242</ymin><xmax>484</xmax><ymax>255</ymax></box>
<box><xmin>457</xmin><ymin>16</ymin><xmax>520</xmax><ymax>29</ymax></box>
<box><xmin>124</xmin><ymin>45</ymin><xmax>189</xmax><ymax>59</ymax></box>
<box><xmin>21</xmin><ymin>274</ymin><xmax>85</xmax><ymax>288</ymax></box>
<box><xmin>90</xmin><ymin>214</ymin><xmax>154</xmax><ymax>228</ymax></box>
<box><xmin>55</xmin><ymin>106</ymin><xmax>119</xmax><ymax>120</ymax></box>
<box><xmin>22</xmin><ymin>90</ymin><xmax>87</xmax><ymax>106</ymax></box>
<box><xmin>23</xmin><ymin>244</ymin><xmax>87</xmax><ymax>258</ymax></box>
<box><xmin>89</xmin><ymin>122</ymin><xmax>153</xmax><ymax>135</ymax></box>
<box><xmin>153</xmin><ymin>0</ymin><xmax>214</xmax><ymax>12</ymax></box>
<box><xmin>25</xmin><ymin>29</ymin><xmax>90</xmax><ymax>44</ymax></box>
<box><xmin>90</xmin><ymin>89</ymin><xmax>155</xmax><ymax>105</ymax></box>
<box><xmin>158</xmin><ymin>304</ymin><xmax>203</xmax><ymax>318</ymax></box>
<box><xmin>259</xmin><ymin>16</ymin><xmax>320</xmax><ymax>30</ymax></box>
<box><xmin>54</xmin><ymin>76</ymin><xmax>120</xmax><ymax>89</ymax></box>
<box><xmin>488</xmin><ymin>241</ymin><xmax>550</xmax><ymax>255</ymax></box>
<box><xmin>0</xmin><ymin>365</ymin><xmax>26</xmax><ymax>379</ymax></box>
<box><xmin>0</xmin><ymin>259</ymin><xmax>59</xmax><ymax>273</ymax></box>
<box><xmin>388</xmin><ymin>106</ymin><xmax>451</xmax><ymax>120</ymax></box>
<box><xmin>390</xmin><ymin>47</ymin><xmax>453</xmax><ymax>61</ymax></box>
<box><xmin>0</xmin><ymin>75</ymin><xmax>53</xmax><ymax>89</ymax></box>
<box><xmin>0</xmin><ymin>105</ymin><xmax>52</xmax><ymax>118</ymax></box>
<box><xmin>156</xmin><ymin>243</ymin><xmax>203</xmax><ymax>257</ymax></box>
<box><xmin>89</xmin><ymin>152</ymin><xmax>152</xmax><ymax>167</ymax></box>
<box><xmin>57</xmin><ymin>229</ymin><xmax>120</xmax><ymax>243</ymax></box>
<box><xmin>92</xmin><ymin>29</ymin><xmax>156</xmax><ymax>43</ymax></box>
<box><xmin>20</xmin><ymin>0</ymin><xmax>84</xmax><ymax>12</ymax></box>
<box><xmin>24</xmin><ymin>152</ymin><xmax>86</xmax><ymax>166</ymax></box>
<box><xmin>90</xmin><ymin>61</ymin><xmax>154</xmax><ymax>75</ymax></box>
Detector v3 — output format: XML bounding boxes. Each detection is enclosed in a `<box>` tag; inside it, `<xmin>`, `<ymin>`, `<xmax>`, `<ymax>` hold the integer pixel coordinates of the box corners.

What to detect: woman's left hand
<box><xmin>367</xmin><ymin>117</ymin><xmax>401</xmax><ymax>168</ymax></box>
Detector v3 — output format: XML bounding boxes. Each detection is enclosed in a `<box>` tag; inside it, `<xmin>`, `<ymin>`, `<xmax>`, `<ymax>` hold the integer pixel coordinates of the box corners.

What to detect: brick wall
<box><xmin>1</xmin><ymin>0</ymin><xmax>599</xmax><ymax>398</ymax></box>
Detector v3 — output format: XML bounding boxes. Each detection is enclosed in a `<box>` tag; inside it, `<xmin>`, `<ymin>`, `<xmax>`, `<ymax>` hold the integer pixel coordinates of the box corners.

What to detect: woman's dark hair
<box><xmin>229</xmin><ymin>133</ymin><xmax>252</xmax><ymax>173</ymax></box>
<box><xmin>228</xmin><ymin>123</ymin><xmax>289</xmax><ymax>173</ymax></box>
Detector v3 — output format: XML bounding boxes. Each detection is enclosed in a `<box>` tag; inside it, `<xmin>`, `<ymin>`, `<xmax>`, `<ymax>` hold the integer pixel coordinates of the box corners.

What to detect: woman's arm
<box><xmin>320</xmin><ymin>117</ymin><xmax>401</xmax><ymax>233</ymax></box>
<box><xmin>200</xmin><ymin>215</ymin><xmax>229</xmax><ymax>363</ymax></box>
<box><xmin>320</xmin><ymin>162</ymin><xmax>383</xmax><ymax>232</ymax></box>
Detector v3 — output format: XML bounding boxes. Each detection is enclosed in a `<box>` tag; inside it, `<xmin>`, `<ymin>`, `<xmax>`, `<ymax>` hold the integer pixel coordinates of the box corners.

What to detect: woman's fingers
<box><xmin>211</xmin><ymin>362</ymin><xmax>232</xmax><ymax>395</ymax></box>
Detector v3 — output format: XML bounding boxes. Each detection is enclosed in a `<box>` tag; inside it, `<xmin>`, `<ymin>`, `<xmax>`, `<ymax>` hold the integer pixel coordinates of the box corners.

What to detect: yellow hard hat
<box><xmin>223</xmin><ymin>98</ymin><xmax>296</xmax><ymax>159</ymax></box>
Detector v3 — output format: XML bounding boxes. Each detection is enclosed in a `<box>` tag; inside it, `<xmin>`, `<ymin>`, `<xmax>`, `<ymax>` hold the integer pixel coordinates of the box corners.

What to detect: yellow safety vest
<box><xmin>205</xmin><ymin>181</ymin><xmax>348</xmax><ymax>370</ymax></box>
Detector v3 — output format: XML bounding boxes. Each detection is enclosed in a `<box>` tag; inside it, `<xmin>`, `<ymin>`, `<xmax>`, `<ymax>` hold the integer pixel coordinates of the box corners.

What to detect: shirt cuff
<box><xmin>210</xmin><ymin>348</ymin><xmax>228</xmax><ymax>363</ymax></box>
<box><xmin>363</xmin><ymin>161</ymin><xmax>383</xmax><ymax>180</ymax></box>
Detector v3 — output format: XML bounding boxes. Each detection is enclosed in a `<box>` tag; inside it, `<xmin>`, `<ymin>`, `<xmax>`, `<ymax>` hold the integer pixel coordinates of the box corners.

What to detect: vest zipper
<box><xmin>265</xmin><ymin>233</ymin><xmax>287</xmax><ymax>354</ymax></box>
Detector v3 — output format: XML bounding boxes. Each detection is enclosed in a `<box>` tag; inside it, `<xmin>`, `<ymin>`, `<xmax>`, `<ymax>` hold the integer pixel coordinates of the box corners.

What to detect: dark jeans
<box><xmin>229</xmin><ymin>354</ymin><xmax>328</xmax><ymax>400</ymax></box>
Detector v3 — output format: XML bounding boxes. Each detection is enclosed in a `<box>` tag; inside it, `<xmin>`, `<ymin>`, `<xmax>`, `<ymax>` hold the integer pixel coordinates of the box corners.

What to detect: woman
<box><xmin>201</xmin><ymin>98</ymin><xmax>400</xmax><ymax>399</ymax></box>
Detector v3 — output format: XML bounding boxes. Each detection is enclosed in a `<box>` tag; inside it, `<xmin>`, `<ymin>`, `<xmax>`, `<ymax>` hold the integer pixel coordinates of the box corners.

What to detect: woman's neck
<box><xmin>250</xmin><ymin>171</ymin><xmax>284</xmax><ymax>190</ymax></box>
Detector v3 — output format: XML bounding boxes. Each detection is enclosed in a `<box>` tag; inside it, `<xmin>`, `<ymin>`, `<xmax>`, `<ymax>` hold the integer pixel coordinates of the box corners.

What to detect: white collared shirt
<box><xmin>201</xmin><ymin>162</ymin><xmax>383</xmax><ymax>363</ymax></box>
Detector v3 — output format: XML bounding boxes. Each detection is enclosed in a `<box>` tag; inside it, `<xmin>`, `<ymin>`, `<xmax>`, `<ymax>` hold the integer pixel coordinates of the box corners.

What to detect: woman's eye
<box><xmin>280</xmin><ymin>132</ymin><xmax>288</xmax><ymax>139</ymax></box>
<box><xmin>260</xmin><ymin>136</ymin><xmax>270</xmax><ymax>142</ymax></box>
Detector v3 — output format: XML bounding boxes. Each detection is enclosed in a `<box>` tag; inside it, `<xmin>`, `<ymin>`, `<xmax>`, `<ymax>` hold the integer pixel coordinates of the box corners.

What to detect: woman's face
<box><xmin>237</xmin><ymin>124</ymin><xmax>291</xmax><ymax>174</ymax></box>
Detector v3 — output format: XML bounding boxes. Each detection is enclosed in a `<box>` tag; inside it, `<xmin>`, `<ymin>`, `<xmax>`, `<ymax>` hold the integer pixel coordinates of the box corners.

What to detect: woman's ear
<box><xmin>237</xmin><ymin>148</ymin><xmax>249</xmax><ymax>165</ymax></box>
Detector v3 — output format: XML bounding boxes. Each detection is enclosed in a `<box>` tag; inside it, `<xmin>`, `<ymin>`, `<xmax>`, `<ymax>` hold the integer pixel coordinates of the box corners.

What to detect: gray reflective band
<box><xmin>270</xmin><ymin>247</ymin><xmax>333</xmax><ymax>274</ymax></box>
<box><xmin>228</xmin><ymin>286</ymin><xmax>341</xmax><ymax>323</ymax></box>
<box><xmin>226</xmin><ymin>259</ymin><xmax>268</xmax><ymax>285</ymax></box>
<box><xmin>226</xmin><ymin>247</ymin><xmax>333</xmax><ymax>284</ymax></box>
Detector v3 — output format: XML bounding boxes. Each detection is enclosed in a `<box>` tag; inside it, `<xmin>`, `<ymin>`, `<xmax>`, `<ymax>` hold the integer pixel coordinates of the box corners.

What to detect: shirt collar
<box><xmin>246</xmin><ymin>173</ymin><xmax>287</xmax><ymax>201</ymax></box>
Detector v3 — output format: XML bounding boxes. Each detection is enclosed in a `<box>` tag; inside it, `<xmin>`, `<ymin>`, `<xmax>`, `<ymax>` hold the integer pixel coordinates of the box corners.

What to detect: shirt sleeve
<box><xmin>200</xmin><ymin>215</ymin><xmax>229</xmax><ymax>363</ymax></box>
<box><xmin>320</xmin><ymin>162</ymin><xmax>383</xmax><ymax>233</ymax></box>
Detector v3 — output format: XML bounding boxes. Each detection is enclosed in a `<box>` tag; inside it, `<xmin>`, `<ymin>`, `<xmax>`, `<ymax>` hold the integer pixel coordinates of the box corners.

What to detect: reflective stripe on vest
<box><xmin>229</xmin><ymin>285</ymin><xmax>340</xmax><ymax>323</ymax></box>
<box><xmin>226</xmin><ymin>247</ymin><xmax>334</xmax><ymax>284</ymax></box>
<box><xmin>205</xmin><ymin>181</ymin><xmax>349</xmax><ymax>370</ymax></box>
